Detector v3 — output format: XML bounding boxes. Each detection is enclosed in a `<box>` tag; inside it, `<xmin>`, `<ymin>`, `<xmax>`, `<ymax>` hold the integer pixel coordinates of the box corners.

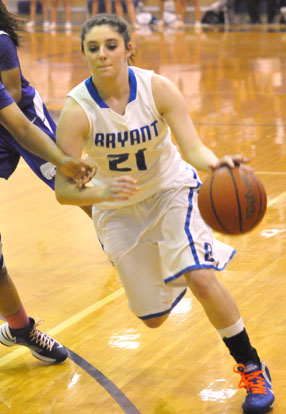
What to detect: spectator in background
<box><xmin>246</xmin><ymin>0</ymin><xmax>277</xmax><ymax>23</ymax></box>
<box><xmin>159</xmin><ymin>0</ymin><xmax>201</xmax><ymax>29</ymax></box>
<box><xmin>90</xmin><ymin>1</ymin><xmax>138</xmax><ymax>29</ymax></box>
<box><xmin>26</xmin><ymin>0</ymin><xmax>50</xmax><ymax>30</ymax></box>
<box><xmin>179</xmin><ymin>0</ymin><xmax>201</xmax><ymax>28</ymax></box>
<box><xmin>280</xmin><ymin>0</ymin><xmax>286</xmax><ymax>23</ymax></box>
<box><xmin>50</xmin><ymin>0</ymin><xmax>71</xmax><ymax>30</ymax></box>
<box><xmin>113</xmin><ymin>0</ymin><xmax>139</xmax><ymax>29</ymax></box>
<box><xmin>91</xmin><ymin>0</ymin><xmax>111</xmax><ymax>16</ymax></box>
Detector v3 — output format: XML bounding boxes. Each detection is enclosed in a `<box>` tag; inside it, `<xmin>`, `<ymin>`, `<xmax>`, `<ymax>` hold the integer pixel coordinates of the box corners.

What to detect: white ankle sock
<box><xmin>217</xmin><ymin>317</ymin><xmax>244</xmax><ymax>338</ymax></box>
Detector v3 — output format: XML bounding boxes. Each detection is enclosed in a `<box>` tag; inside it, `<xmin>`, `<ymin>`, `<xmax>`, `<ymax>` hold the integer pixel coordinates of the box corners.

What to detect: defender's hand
<box><xmin>59</xmin><ymin>157</ymin><xmax>97</xmax><ymax>187</ymax></box>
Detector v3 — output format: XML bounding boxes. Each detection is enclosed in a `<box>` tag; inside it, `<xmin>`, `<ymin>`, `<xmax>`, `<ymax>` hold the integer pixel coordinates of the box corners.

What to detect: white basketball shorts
<box><xmin>92</xmin><ymin>185</ymin><xmax>236</xmax><ymax>319</ymax></box>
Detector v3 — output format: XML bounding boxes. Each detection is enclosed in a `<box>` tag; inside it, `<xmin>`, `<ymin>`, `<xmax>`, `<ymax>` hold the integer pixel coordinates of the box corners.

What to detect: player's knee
<box><xmin>142</xmin><ymin>318</ymin><xmax>164</xmax><ymax>329</ymax></box>
<box><xmin>141</xmin><ymin>313</ymin><xmax>169</xmax><ymax>329</ymax></box>
<box><xmin>185</xmin><ymin>269</ymin><xmax>217</xmax><ymax>301</ymax></box>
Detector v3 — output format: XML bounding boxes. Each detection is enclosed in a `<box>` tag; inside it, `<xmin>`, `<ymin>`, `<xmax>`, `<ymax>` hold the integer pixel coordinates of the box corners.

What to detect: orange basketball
<box><xmin>198</xmin><ymin>165</ymin><xmax>267</xmax><ymax>235</ymax></box>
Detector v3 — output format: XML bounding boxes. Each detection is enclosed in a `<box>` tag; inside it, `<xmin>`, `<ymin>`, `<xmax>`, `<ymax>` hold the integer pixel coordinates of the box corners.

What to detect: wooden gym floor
<box><xmin>0</xmin><ymin>22</ymin><xmax>285</xmax><ymax>414</ymax></box>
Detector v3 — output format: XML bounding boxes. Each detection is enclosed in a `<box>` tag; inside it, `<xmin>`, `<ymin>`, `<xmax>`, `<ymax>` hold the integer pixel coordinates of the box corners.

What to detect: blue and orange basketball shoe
<box><xmin>234</xmin><ymin>362</ymin><xmax>274</xmax><ymax>413</ymax></box>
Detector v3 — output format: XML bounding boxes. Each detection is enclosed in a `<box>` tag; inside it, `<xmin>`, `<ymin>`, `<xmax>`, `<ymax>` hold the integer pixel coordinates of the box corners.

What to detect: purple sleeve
<box><xmin>0</xmin><ymin>34</ymin><xmax>20</xmax><ymax>71</ymax></box>
<box><xmin>0</xmin><ymin>82</ymin><xmax>13</xmax><ymax>110</ymax></box>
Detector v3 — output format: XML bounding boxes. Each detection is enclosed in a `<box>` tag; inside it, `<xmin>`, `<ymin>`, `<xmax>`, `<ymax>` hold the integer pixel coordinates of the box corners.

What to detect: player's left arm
<box><xmin>1</xmin><ymin>67</ymin><xmax>22</xmax><ymax>103</ymax></box>
<box><xmin>151</xmin><ymin>73</ymin><xmax>247</xmax><ymax>171</ymax></box>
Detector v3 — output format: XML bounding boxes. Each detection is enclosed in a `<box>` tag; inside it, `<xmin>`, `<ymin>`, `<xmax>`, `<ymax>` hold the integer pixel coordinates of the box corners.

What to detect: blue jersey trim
<box><xmin>164</xmin><ymin>249</ymin><xmax>236</xmax><ymax>285</ymax></box>
<box><xmin>138</xmin><ymin>288</ymin><xmax>187</xmax><ymax>320</ymax></box>
<box><xmin>128</xmin><ymin>67</ymin><xmax>137</xmax><ymax>103</ymax></box>
<box><xmin>184</xmin><ymin>188</ymin><xmax>200</xmax><ymax>265</ymax></box>
<box><xmin>85</xmin><ymin>77</ymin><xmax>109</xmax><ymax>108</ymax></box>
<box><xmin>163</xmin><ymin>186</ymin><xmax>236</xmax><ymax>285</ymax></box>
<box><xmin>85</xmin><ymin>69</ymin><xmax>137</xmax><ymax>109</ymax></box>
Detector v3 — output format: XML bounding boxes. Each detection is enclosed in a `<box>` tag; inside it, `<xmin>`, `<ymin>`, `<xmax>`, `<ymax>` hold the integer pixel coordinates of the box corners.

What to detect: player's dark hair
<box><xmin>0</xmin><ymin>0</ymin><xmax>23</xmax><ymax>47</ymax></box>
<box><xmin>81</xmin><ymin>13</ymin><xmax>135</xmax><ymax>64</ymax></box>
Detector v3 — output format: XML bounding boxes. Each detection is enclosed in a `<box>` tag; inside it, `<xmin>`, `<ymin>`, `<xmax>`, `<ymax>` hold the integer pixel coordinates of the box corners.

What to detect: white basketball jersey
<box><xmin>68</xmin><ymin>66</ymin><xmax>201</xmax><ymax>208</ymax></box>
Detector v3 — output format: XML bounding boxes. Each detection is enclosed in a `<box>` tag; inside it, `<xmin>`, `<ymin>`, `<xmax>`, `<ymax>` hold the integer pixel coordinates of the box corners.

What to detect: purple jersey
<box><xmin>0</xmin><ymin>31</ymin><xmax>57</xmax><ymax>189</ymax></box>
<box><xmin>0</xmin><ymin>31</ymin><xmax>35</xmax><ymax>109</ymax></box>
<box><xmin>0</xmin><ymin>34</ymin><xmax>56</xmax><ymax>265</ymax></box>
<box><xmin>0</xmin><ymin>81</ymin><xmax>13</xmax><ymax>109</ymax></box>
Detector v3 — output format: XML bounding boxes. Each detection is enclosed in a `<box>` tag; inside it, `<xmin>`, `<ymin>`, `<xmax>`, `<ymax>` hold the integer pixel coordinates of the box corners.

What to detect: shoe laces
<box><xmin>29</xmin><ymin>321</ymin><xmax>55</xmax><ymax>352</ymax></box>
<box><xmin>233</xmin><ymin>364</ymin><xmax>267</xmax><ymax>395</ymax></box>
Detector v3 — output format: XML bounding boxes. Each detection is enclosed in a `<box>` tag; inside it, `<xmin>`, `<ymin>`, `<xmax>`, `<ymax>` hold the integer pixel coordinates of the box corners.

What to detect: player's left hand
<box><xmin>59</xmin><ymin>157</ymin><xmax>97</xmax><ymax>187</ymax></box>
<box><xmin>210</xmin><ymin>154</ymin><xmax>251</xmax><ymax>170</ymax></box>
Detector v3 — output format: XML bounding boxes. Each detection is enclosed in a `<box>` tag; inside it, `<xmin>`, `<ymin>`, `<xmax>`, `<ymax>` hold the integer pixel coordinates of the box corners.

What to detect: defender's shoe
<box><xmin>0</xmin><ymin>317</ymin><xmax>67</xmax><ymax>363</ymax></box>
<box><xmin>234</xmin><ymin>362</ymin><xmax>274</xmax><ymax>414</ymax></box>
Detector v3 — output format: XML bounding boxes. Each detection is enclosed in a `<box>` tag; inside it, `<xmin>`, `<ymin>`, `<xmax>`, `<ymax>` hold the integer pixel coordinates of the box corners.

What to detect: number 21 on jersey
<box><xmin>108</xmin><ymin>148</ymin><xmax>147</xmax><ymax>171</ymax></box>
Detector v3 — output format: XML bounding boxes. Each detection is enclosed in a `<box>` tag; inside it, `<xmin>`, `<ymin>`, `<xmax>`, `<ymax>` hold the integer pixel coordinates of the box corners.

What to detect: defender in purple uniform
<box><xmin>0</xmin><ymin>6</ymin><xmax>97</xmax><ymax>365</ymax></box>
<box><xmin>0</xmin><ymin>1</ymin><xmax>57</xmax><ymax>188</ymax></box>
<box><xmin>0</xmin><ymin>80</ymin><xmax>95</xmax><ymax>362</ymax></box>
<box><xmin>0</xmin><ymin>81</ymin><xmax>96</xmax><ymax>362</ymax></box>
<box><xmin>0</xmin><ymin>4</ymin><xmax>66</xmax><ymax>363</ymax></box>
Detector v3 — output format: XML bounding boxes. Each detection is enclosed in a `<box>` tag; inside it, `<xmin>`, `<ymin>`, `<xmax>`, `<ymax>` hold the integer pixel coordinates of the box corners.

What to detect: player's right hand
<box><xmin>210</xmin><ymin>154</ymin><xmax>250</xmax><ymax>170</ymax></box>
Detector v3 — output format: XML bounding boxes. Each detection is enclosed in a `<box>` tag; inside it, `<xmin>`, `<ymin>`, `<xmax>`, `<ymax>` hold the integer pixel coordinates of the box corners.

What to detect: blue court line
<box><xmin>67</xmin><ymin>348</ymin><xmax>141</xmax><ymax>414</ymax></box>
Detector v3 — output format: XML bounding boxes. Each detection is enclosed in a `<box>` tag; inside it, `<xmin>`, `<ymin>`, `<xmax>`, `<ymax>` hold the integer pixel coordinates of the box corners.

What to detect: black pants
<box><xmin>246</xmin><ymin>0</ymin><xmax>277</xmax><ymax>23</ymax></box>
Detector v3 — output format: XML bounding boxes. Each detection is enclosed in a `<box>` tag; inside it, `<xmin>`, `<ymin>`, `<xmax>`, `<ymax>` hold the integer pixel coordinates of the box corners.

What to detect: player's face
<box><xmin>83</xmin><ymin>25</ymin><xmax>131</xmax><ymax>78</ymax></box>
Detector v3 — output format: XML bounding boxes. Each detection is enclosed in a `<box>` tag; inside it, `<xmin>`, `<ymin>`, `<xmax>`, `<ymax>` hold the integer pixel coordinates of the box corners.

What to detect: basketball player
<box><xmin>55</xmin><ymin>14</ymin><xmax>275</xmax><ymax>414</ymax></box>
<box><xmin>0</xmin><ymin>81</ymin><xmax>95</xmax><ymax>362</ymax></box>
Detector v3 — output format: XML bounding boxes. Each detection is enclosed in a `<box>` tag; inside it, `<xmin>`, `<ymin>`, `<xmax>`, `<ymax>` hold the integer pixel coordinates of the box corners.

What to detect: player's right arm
<box><xmin>1</xmin><ymin>67</ymin><xmax>22</xmax><ymax>103</ymax></box>
<box><xmin>0</xmin><ymin>100</ymin><xmax>65</xmax><ymax>164</ymax></box>
<box><xmin>0</xmin><ymin>35</ymin><xmax>22</xmax><ymax>103</ymax></box>
<box><xmin>0</xmin><ymin>97</ymin><xmax>95</xmax><ymax>185</ymax></box>
<box><xmin>55</xmin><ymin>97</ymin><xmax>138</xmax><ymax>206</ymax></box>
